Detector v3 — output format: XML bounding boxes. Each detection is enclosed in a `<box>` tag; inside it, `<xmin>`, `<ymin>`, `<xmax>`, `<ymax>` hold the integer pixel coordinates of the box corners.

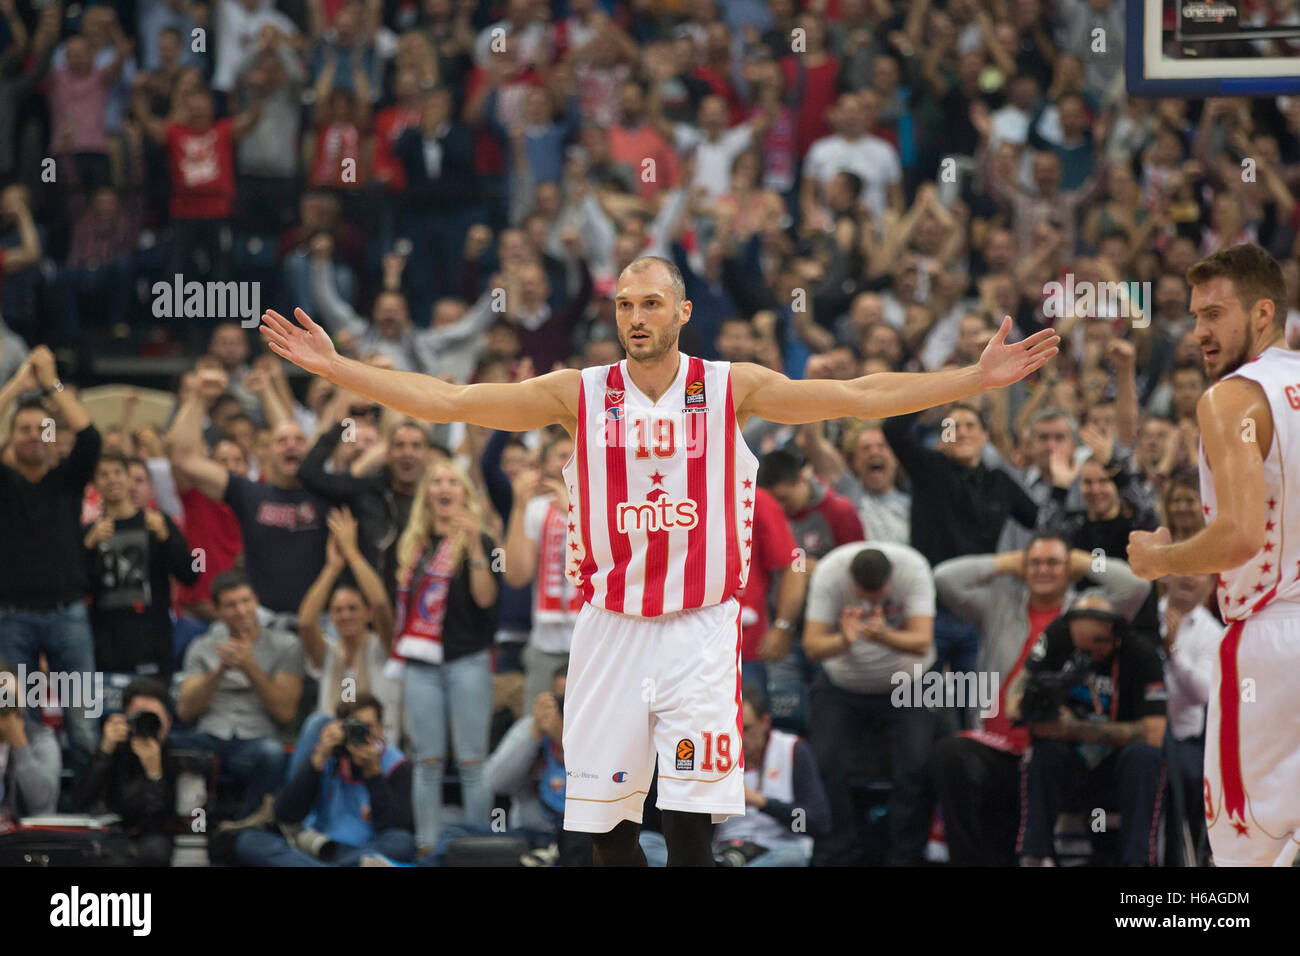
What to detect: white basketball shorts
<box><xmin>1204</xmin><ymin>602</ymin><xmax>1300</xmax><ymax>867</ymax></box>
<box><xmin>561</xmin><ymin>597</ymin><xmax>745</xmax><ymax>834</ymax></box>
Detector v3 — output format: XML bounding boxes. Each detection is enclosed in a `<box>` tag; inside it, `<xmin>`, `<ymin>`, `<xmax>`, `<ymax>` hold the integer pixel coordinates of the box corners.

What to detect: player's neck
<box><xmin>1248</xmin><ymin>328</ymin><xmax>1283</xmax><ymax>361</ymax></box>
<box><xmin>626</xmin><ymin>349</ymin><xmax>683</xmax><ymax>404</ymax></box>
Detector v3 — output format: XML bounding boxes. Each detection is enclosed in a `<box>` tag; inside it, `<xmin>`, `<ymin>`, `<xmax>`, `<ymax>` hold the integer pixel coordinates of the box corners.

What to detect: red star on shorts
<box><xmin>742</xmin><ymin>478</ymin><xmax>753</xmax><ymax>490</ymax></box>
<box><xmin>649</xmin><ymin>470</ymin><xmax>665</xmax><ymax>486</ymax></box>
<box><xmin>743</xmin><ymin>498</ymin><xmax>753</xmax><ymax>510</ymax></box>
<box><xmin>1232</xmin><ymin>820</ymin><xmax>1250</xmax><ymax>837</ymax></box>
<box><xmin>1260</xmin><ymin>562</ymin><xmax>1272</xmax><ymax>575</ymax></box>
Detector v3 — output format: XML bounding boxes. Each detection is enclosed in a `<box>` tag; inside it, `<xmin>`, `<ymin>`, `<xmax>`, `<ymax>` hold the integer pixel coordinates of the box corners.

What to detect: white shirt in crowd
<box><xmin>674</xmin><ymin>123</ymin><xmax>756</xmax><ymax>200</ymax></box>
<box><xmin>803</xmin><ymin>132</ymin><xmax>901</xmax><ymax>220</ymax></box>
<box><xmin>1158</xmin><ymin>595</ymin><xmax>1223</xmax><ymax>741</ymax></box>
<box><xmin>805</xmin><ymin>540</ymin><xmax>936</xmax><ymax>694</ymax></box>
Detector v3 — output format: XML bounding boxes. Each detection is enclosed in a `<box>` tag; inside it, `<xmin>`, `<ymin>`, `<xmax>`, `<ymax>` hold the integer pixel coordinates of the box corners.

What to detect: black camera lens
<box><xmin>127</xmin><ymin>711</ymin><xmax>162</xmax><ymax>739</ymax></box>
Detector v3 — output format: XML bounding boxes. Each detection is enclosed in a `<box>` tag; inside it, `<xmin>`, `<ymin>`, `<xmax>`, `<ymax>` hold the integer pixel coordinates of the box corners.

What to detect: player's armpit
<box><xmin>1197</xmin><ymin>378</ymin><xmax>1272</xmax><ymax>563</ymax></box>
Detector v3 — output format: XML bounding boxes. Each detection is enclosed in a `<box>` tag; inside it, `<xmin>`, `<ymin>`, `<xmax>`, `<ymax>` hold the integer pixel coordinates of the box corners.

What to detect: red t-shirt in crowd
<box><xmin>173</xmin><ymin>486</ymin><xmax>244</xmax><ymax>609</ymax></box>
<box><xmin>737</xmin><ymin>487</ymin><xmax>798</xmax><ymax>661</ymax></box>
<box><xmin>781</xmin><ymin>56</ymin><xmax>839</xmax><ymax>158</ymax></box>
<box><xmin>371</xmin><ymin>104</ymin><xmax>421</xmax><ymax>192</ymax></box>
<box><xmin>165</xmin><ymin>119</ymin><xmax>237</xmax><ymax>220</ymax></box>
<box><xmin>970</xmin><ymin>601</ymin><xmax>1061</xmax><ymax>755</ymax></box>
<box><xmin>310</xmin><ymin>121</ymin><xmax>366</xmax><ymax>189</ymax></box>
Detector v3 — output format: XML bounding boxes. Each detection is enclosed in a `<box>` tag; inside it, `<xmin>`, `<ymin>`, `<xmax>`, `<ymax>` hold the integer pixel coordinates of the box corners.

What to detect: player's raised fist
<box><xmin>1126</xmin><ymin>526</ymin><xmax>1172</xmax><ymax>581</ymax></box>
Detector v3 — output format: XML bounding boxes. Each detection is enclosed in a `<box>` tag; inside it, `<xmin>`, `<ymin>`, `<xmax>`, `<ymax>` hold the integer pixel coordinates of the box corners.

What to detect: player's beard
<box><xmin>1207</xmin><ymin>328</ymin><xmax>1254</xmax><ymax>381</ymax></box>
<box><xmin>620</xmin><ymin>320</ymin><xmax>680</xmax><ymax>363</ymax></box>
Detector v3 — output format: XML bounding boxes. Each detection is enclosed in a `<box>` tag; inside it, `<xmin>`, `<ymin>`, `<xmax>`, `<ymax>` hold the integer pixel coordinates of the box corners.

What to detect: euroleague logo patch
<box><xmin>675</xmin><ymin>738</ymin><xmax>695</xmax><ymax>771</ymax></box>
<box><xmin>684</xmin><ymin>380</ymin><xmax>706</xmax><ymax>407</ymax></box>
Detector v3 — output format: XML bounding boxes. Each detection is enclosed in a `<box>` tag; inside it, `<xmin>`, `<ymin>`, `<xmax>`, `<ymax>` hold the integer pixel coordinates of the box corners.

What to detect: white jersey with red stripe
<box><xmin>561</xmin><ymin>354</ymin><xmax>760</xmax><ymax>618</ymax></box>
<box><xmin>1197</xmin><ymin>346</ymin><xmax>1300</xmax><ymax>620</ymax></box>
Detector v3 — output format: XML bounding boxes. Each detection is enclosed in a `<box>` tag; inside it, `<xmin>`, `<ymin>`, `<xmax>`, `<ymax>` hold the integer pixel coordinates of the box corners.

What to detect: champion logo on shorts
<box><xmin>675</xmin><ymin>738</ymin><xmax>695</xmax><ymax>771</ymax></box>
<box><xmin>612</xmin><ymin>771</ymin><xmax>628</xmax><ymax>782</ymax></box>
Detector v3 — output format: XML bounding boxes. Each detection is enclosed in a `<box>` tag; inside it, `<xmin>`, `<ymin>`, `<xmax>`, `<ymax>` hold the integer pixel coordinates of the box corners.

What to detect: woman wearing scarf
<box><xmin>388</xmin><ymin>459</ymin><xmax>500</xmax><ymax>851</ymax></box>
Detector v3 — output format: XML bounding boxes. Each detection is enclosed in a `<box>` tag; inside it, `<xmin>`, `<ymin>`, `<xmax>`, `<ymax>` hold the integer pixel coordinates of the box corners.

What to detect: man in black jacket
<box><xmin>233</xmin><ymin>694</ymin><xmax>415</xmax><ymax>866</ymax></box>
<box><xmin>298</xmin><ymin>417</ymin><xmax>435</xmax><ymax>601</ymax></box>
<box><xmin>0</xmin><ymin>347</ymin><xmax>101</xmax><ymax>788</ymax></box>
<box><xmin>75</xmin><ymin>678</ymin><xmax>176</xmax><ymax>866</ymax></box>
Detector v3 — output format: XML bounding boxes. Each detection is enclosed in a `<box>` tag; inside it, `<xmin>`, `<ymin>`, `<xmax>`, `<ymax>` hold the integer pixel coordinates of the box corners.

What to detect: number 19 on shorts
<box><xmin>676</xmin><ymin>732</ymin><xmax>734</xmax><ymax>772</ymax></box>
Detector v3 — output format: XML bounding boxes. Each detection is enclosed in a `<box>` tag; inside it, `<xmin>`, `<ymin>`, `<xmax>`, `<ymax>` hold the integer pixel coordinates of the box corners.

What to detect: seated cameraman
<box><xmin>712</xmin><ymin>683</ymin><xmax>830</xmax><ymax>866</ymax></box>
<box><xmin>75</xmin><ymin>678</ymin><xmax>176</xmax><ymax>865</ymax></box>
<box><xmin>1011</xmin><ymin>593</ymin><xmax>1167</xmax><ymax>866</ymax></box>
<box><xmin>0</xmin><ymin>660</ymin><xmax>60</xmax><ymax>820</ymax></box>
<box><xmin>234</xmin><ymin>693</ymin><xmax>415</xmax><ymax>866</ymax></box>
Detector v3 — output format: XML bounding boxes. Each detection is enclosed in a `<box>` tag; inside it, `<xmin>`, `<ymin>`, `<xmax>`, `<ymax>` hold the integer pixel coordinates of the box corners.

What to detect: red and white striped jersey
<box><xmin>1198</xmin><ymin>346</ymin><xmax>1300</xmax><ymax>620</ymax></box>
<box><xmin>561</xmin><ymin>355</ymin><xmax>760</xmax><ymax>618</ymax></box>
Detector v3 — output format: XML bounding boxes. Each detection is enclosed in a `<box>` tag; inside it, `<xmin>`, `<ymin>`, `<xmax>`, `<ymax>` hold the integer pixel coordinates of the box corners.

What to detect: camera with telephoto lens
<box><xmin>127</xmin><ymin>710</ymin><xmax>163</xmax><ymax>739</ymax></box>
<box><xmin>714</xmin><ymin>840</ymin><xmax>767</xmax><ymax>867</ymax></box>
<box><xmin>1016</xmin><ymin>649</ymin><xmax>1092</xmax><ymax>726</ymax></box>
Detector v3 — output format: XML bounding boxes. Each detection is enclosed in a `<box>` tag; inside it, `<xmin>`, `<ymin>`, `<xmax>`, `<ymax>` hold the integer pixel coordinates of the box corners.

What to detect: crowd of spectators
<box><xmin>2</xmin><ymin>0</ymin><xmax>1300</xmax><ymax>866</ymax></box>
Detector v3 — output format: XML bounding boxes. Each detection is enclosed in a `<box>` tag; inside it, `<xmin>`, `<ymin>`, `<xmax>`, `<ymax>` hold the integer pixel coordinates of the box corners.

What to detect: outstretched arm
<box><xmin>735</xmin><ymin>317</ymin><xmax>1059</xmax><ymax>425</ymax></box>
<box><xmin>260</xmin><ymin>308</ymin><xmax>579</xmax><ymax>432</ymax></box>
<box><xmin>1127</xmin><ymin>378</ymin><xmax>1271</xmax><ymax>579</ymax></box>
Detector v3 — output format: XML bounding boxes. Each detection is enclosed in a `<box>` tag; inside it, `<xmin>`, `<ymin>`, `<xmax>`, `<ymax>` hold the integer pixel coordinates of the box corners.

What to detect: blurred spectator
<box><xmin>75</xmin><ymin>677</ymin><xmax>176</xmax><ymax>865</ymax></box>
<box><xmin>802</xmin><ymin>541</ymin><xmax>937</xmax><ymax>866</ymax></box>
<box><xmin>712</xmin><ymin>682</ymin><xmax>829</xmax><ymax>866</ymax></box>
<box><xmin>234</xmin><ymin>693</ymin><xmax>413</xmax><ymax>865</ymax></box>
<box><xmin>0</xmin><ymin>348</ymin><xmax>101</xmax><ymax>785</ymax></box>
<box><xmin>211</xmin><ymin>0</ymin><xmax>299</xmax><ymax>104</ymax></box>
<box><xmin>757</xmin><ymin>448</ymin><xmax>864</xmax><ymax>560</ymax></box>
<box><xmin>234</xmin><ymin>24</ymin><xmax>306</xmax><ymax>236</ymax></box>
<box><xmin>733</xmin><ymin>485</ymin><xmax>804</xmax><ymax>698</ymax></box>
<box><xmin>1012</xmin><ymin>593</ymin><xmax>1166</xmax><ymax>866</ymax></box>
<box><xmin>799</xmin><ymin>420</ymin><xmax>911</xmax><ymax>545</ymax></box>
<box><xmin>931</xmin><ymin>535</ymin><xmax>1150</xmax><ymax>865</ymax></box>
<box><xmin>296</xmin><ymin>507</ymin><xmax>401</xmax><ymax>742</ymax></box>
<box><xmin>170</xmin><ymin>367</ymin><xmax>329</xmax><ymax>616</ymax></box>
<box><xmin>0</xmin><ymin>659</ymin><xmax>61</xmax><ymax>819</ymax></box>
<box><xmin>56</xmin><ymin>188</ymin><xmax>135</xmax><ymax>342</ymax></box>
<box><xmin>83</xmin><ymin>448</ymin><xmax>198</xmax><ymax>680</ymax></box>
<box><xmin>392</xmin><ymin>459</ymin><xmax>500</xmax><ymax>851</ymax></box>
<box><xmin>174</xmin><ymin>572</ymin><xmax>304</xmax><ymax>818</ymax></box>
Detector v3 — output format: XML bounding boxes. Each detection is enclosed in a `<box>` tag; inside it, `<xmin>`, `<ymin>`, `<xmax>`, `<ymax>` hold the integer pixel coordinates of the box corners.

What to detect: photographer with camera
<box><xmin>1009</xmin><ymin>593</ymin><xmax>1167</xmax><ymax>866</ymax></box>
<box><xmin>232</xmin><ymin>693</ymin><xmax>415</xmax><ymax>866</ymax></box>
<box><xmin>931</xmin><ymin>534</ymin><xmax>1150</xmax><ymax>865</ymax></box>
<box><xmin>0</xmin><ymin>660</ymin><xmax>61</xmax><ymax>821</ymax></box>
<box><xmin>74</xmin><ymin>677</ymin><xmax>176</xmax><ymax>865</ymax></box>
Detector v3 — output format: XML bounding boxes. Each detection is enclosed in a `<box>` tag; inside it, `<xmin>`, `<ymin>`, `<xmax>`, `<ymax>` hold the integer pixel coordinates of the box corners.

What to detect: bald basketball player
<box><xmin>262</xmin><ymin>255</ymin><xmax>1059</xmax><ymax>866</ymax></box>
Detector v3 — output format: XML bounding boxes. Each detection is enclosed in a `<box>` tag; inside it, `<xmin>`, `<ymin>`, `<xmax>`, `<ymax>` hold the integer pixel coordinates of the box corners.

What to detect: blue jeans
<box><xmin>166</xmin><ymin>730</ymin><xmax>288</xmax><ymax>818</ymax></box>
<box><xmin>403</xmin><ymin>650</ymin><xmax>494</xmax><ymax>848</ymax></box>
<box><xmin>0</xmin><ymin>602</ymin><xmax>99</xmax><ymax>783</ymax></box>
<box><xmin>235</xmin><ymin>826</ymin><xmax>415</xmax><ymax>866</ymax></box>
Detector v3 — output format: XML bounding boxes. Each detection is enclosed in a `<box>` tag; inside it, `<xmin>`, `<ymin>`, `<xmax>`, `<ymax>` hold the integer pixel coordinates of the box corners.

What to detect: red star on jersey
<box><xmin>1260</xmin><ymin>562</ymin><xmax>1273</xmax><ymax>575</ymax></box>
<box><xmin>649</xmin><ymin>470</ymin><xmax>665</xmax><ymax>486</ymax></box>
<box><xmin>571</xmin><ymin>558</ymin><xmax>581</xmax><ymax>568</ymax></box>
<box><xmin>1255</xmin><ymin>583</ymin><xmax>1265</xmax><ymax>593</ymax></box>
<box><xmin>742</xmin><ymin>478</ymin><xmax>753</xmax><ymax>490</ymax></box>
<box><xmin>744</xmin><ymin>517</ymin><xmax>753</xmax><ymax>529</ymax></box>
<box><xmin>1265</xmin><ymin>520</ymin><xmax>1275</xmax><ymax>532</ymax></box>
<box><xmin>1268</xmin><ymin>497</ymin><xmax>1276</xmax><ymax>510</ymax></box>
<box><xmin>570</xmin><ymin>541</ymin><xmax>580</xmax><ymax>552</ymax></box>
<box><xmin>744</xmin><ymin>538</ymin><xmax>752</xmax><ymax>549</ymax></box>
<box><xmin>743</xmin><ymin>498</ymin><xmax>753</xmax><ymax>510</ymax></box>
<box><xmin>567</xmin><ymin>502</ymin><xmax>574</xmax><ymax>514</ymax></box>
<box><xmin>1232</xmin><ymin>820</ymin><xmax>1250</xmax><ymax>837</ymax></box>
<box><xmin>568</xmin><ymin>522</ymin><xmax>575</xmax><ymax>533</ymax></box>
<box><xmin>1263</xmin><ymin>541</ymin><xmax>1274</xmax><ymax>552</ymax></box>
<box><xmin>1203</xmin><ymin>505</ymin><xmax>1211</xmax><ymax>516</ymax></box>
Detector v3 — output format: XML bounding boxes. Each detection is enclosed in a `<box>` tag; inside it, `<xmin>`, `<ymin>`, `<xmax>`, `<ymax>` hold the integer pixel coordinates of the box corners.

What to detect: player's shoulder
<box><xmin>1198</xmin><ymin>372</ymin><xmax>1270</xmax><ymax>417</ymax></box>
